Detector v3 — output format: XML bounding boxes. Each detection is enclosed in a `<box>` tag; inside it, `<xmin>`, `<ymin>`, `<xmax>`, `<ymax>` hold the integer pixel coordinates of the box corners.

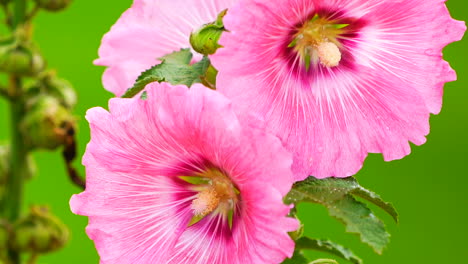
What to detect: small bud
<box><xmin>0</xmin><ymin>45</ymin><xmax>45</xmax><ymax>76</ymax></box>
<box><xmin>11</xmin><ymin>206</ymin><xmax>69</xmax><ymax>253</ymax></box>
<box><xmin>20</xmin><ymin>96</ymin><xmax>76</xmax><ymax>150</ymax></box>
<box><xmin>190</xmin><ymin>10</ymin><xmax>226</xmax><ymax>55</ymax></box>
<box><xmin>43</xmin><ymin>72</ymin><xmax>77</xmax><ymax>108</ymax></box>
<box><xmin>34</xmin><ymin>0</ymin><xmax>72</xmax><ymax>12</ymax></box>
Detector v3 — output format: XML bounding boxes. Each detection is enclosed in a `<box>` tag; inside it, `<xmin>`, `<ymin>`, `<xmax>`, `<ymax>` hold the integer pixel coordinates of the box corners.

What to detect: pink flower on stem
<box><xmin>95</xmin><ymin>0</ymin><xmax>236</xmax><ymax>96</ymax></box>
<box><xmin>211</xmin><ymin>0</ymin><xmax>466</xmax><ymax>180</ymax></box>
<box><xmin>70</xmin><ymin>83</ymin><xmax>297</xmax><ymax>264</ymax></box>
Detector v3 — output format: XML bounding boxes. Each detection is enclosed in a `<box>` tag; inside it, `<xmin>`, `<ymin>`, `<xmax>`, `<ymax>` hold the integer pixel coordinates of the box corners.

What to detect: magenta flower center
<box><xmin>289</xmin><ymin>14</ymin><xmax>350</xmax><ymax>69</ymax></box>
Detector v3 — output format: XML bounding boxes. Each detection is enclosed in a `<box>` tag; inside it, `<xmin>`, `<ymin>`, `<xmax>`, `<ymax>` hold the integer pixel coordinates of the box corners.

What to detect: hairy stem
<box><xmin>2</xmin><ymin>2</ymin><xmax>28</xmax><ymax>263</ymax></box>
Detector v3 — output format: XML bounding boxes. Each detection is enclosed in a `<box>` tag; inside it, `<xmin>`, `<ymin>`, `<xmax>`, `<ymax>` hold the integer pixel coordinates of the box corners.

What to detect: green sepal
<box><xmin>295</xmin><ymin>237</ymin><xmax>362</xmax><ymax>264</ymax></box>
<box><xmin>310</xmin><ymin>14</ymin><xmax>320</xmax><ymax>23</ymax></box>
<box><xmin>121</xmin><ymin>49</ymin><xmax>210</xmax><ymax>98</ymax></box>
<box><xmin>288</xmin><ymin>38</ymin><xmax>298</xmax><ymax>48</ymax></box>
<box><xmin>187</xmin><ymin>214</ymin><xmax>205</xmax><ymax>227</ymax></box>
<box><xmin>285</xmin><ymin>177</ymin><xmax>397</xmax><ymax>254</ymax></box>
<box><xmin>304</xmin><ymin>52</ymin><xmax>311</xmax><ymax>71</ymax></box>
<box><xmin>331</xmin><ymin>24</ymin><xmax>350</xmax><ymax>29</ymax></box>
<box><xmin>179</xmin><ymin>176</ymin><xmax>210</xmax><ymax>185</ymax></box>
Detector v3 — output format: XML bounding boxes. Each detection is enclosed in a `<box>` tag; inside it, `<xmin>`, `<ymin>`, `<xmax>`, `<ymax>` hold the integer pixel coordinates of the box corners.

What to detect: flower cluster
<box><xmin>71</xmin><ymin>0</ymin><xmax>465</xmax><ymax>263</ymax></box>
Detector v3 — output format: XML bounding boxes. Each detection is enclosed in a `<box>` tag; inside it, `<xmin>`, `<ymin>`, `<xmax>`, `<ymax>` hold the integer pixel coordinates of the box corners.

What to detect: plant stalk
<box><xmin>2</xmin><ymin>1</ymin><xmax>29</xmax><ymax>263</ymax></box>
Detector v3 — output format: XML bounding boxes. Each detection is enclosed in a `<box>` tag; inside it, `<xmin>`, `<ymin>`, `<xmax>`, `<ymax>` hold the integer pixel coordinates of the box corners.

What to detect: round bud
<box><xmin>0</xmin><ymin>45</ymin><xmax>45</xmax><ymax>76</ymax></box>
<box><xmin>11</xmin><ymin>206</ymin><xmax>69</xmax><ymax>253</ymax></box>
<box><xmin>190</xmin><ymin>10</ymin><xmax>226</xmax><ymax>55</ymax></box>
<box><xmin>34</xmin><ymin>0</ymin><xmax>72</xmax><ymax>12</ymax></box>
<box><xmin>43</xmin><ymin>72</ymin><xmax>77</xmax><ymax>108</ymax></box>
<box><xmin>20</xmin><ymin>96</ymin><xmax>76</xmax><ymax>150</ymax></box>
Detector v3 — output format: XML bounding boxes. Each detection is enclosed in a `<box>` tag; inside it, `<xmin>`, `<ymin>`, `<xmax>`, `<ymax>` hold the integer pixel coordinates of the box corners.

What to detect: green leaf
<box><xmin>121</xmin><ymin>49</ymin><xmax>210</xmax><ymax>98</ymax></box>
<box><xmin>296</xmin><ymin>237</ymin><xmax>362</xmax><ymax>264</ymax></box>
<box><xmin>285</xmin><ymin>177</ymin><xmax>358</xmax><ymax>204</ymax></box>
<box><xmin>311</xmin><ymin>259</ymin><xmax>339</xmax><ymax>264</ymax></box>
<box><xmin>329</xmin><ymin>195</ymin><xmax>389</xmax><ymax>254</ymax></box>
<box><xmin>282</xmin><ymin>251</ymin><xmax>310</xmax><ymax>264</ymax></box>
<box><xmin>158</xmin><ymin>48</ymin><xmax>193</xmax><ymax>64</ymax></box>
<box><xmin>351</xmin><ymin>187</ymin><xmax>398</xmax><ymax>223</ymax></box>
<box><xmin>285</xmin><ymin>177</ymin><xmax>396</xmax><ymax>254</ymax></box>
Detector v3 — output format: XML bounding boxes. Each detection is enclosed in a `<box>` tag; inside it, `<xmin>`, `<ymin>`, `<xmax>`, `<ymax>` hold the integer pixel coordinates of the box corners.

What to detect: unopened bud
<box><xmin>11</xmin><ymin>206</ymin><xmax>69</xmax><ymax>253</ymax></box>
<box><xmin>34</xmin><ymin>0</ymin><xmax>72</xmax><ymax>12</ymax></box>
<box><xmin>20</xmin><ymin>96</ymin><xmax>76</xmax><ymax>150</ymax></box>
<box><xmin>190</xmin><ymin>10</ymin><xmax>226</xmax><ymax>55</ymax></box>
<box><xmin>43</xmin><ymin>72</ymin><xmax>77</xmax><ymax>108</ymax></box>
<box><xmin>0</xmin><ymin>45</ymin><xmax>45</xmax><ymax>76</ymax></box>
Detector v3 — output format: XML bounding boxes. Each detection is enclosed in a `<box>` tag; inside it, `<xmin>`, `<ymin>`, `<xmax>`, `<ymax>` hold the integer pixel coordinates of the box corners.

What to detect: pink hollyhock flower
<box><xmin>95</xmin><ymin>0</ymin><xmax>236</xmax><ymax>96</ymax></box>
<box><xmin>211</xmin><ymin>0</ymin><xmax>466</xmax><ymax>180</ymax></box>
<box><xmin>70</xmin><ymin>83</ymin><xmax>297</xmax><ymax>264</ymax></box>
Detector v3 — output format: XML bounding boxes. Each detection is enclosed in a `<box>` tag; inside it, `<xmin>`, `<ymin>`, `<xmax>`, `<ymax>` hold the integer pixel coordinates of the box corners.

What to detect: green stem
<box><xmin>3</xmin><ymin>76</ymin><xmax>26</xmax><ymax>264</ymax></box>
<box><xmin>2</xmin><ymin>2</ymin><xmax>28</xmax><ymax>263</ymax></box>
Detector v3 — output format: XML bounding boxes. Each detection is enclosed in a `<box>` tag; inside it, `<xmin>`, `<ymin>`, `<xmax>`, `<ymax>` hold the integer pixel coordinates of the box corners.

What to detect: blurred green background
<box><xmin>0</xmin><ymin>0</ymin><xmax>466</xmax><ymax>263</ymax></box>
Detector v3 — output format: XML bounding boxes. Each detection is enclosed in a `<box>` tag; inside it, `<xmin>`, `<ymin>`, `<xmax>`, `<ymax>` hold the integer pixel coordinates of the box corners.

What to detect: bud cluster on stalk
<box><xmin>0</xmin><ymin>1</ymin><xmax>78</xmax><ymax>262</ymax></box>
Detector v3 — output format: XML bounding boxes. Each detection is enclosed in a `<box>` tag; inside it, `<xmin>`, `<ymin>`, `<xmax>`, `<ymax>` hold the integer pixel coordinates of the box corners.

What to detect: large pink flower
<box><xmin>95</xmin><ymin>0</ymin><xmax>236</xmax><ymax>96</ymax></box>
<box><xmin>211</xmin><ymin>0</ymin><xmax>466</xmax><ymax>180</ymax></box>
<box><xmin>70</xmin><ymin>83</ymin><xmax>297</xmax><ymax>264</ymax></box>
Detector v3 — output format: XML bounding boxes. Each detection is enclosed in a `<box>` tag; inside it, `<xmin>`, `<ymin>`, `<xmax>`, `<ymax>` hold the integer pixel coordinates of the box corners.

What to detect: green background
<box><xmin>0</xmin><ymin>0</ymin><xmax>467</xmax><ymax>263</ymax></box>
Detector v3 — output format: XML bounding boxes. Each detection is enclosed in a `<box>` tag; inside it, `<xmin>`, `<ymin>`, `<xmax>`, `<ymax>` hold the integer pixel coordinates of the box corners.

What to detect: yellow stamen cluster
<box><xmin>187</xmin><ymin>168</ymin><xmax>238</xmax><ymax>220</ymax></box>
<box><xmin>289</xmin><ymin>14</ymin><xmax>348</xmax><ymax>69</ymax></box>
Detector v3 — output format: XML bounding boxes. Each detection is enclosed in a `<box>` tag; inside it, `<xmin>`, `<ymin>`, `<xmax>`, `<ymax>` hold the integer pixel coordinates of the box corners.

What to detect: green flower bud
<box><xmin>43</xmin><ymin>72</ymin><xmax>77</xmax><ymax>108</ymax></box>
<box><xmin>190</xmin><ymin>9</ymin><xmax>226</xmax><ymax>55</ymax></box>
<box><xmin>11</xmin><ymin>206</ymin><xmax>69</xmax><ymax>253</ymax></box>
<box><xmin>20</xmin><ymin>96</ymin><xmax>76</xmax><ymax>150</ymax></box>
<box><xmin>0</xmin><ymin>45</ymin><xmax>45</xmax><ymax>76</ymax></box>
<box><xmin>34</xmin><ymin>0</ymin><xmax>72</xmax><ymax>12</ymax></box>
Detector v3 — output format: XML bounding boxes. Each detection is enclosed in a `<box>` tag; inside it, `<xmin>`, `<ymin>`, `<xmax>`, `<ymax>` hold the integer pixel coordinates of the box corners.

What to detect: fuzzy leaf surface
<box><xmin>296</xmin><ymin>237</ymin><xmax>362</xmax><ymax>264</ymax></box>
<box><xmin>121</xmin><ymin>49</ymin><xmax>210</xmax><ymax>98</ymax></box>
<box><xmin>286</xmin><ymin>177</ymin><xmax>396</xmax><ymax>254</ymax></box>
